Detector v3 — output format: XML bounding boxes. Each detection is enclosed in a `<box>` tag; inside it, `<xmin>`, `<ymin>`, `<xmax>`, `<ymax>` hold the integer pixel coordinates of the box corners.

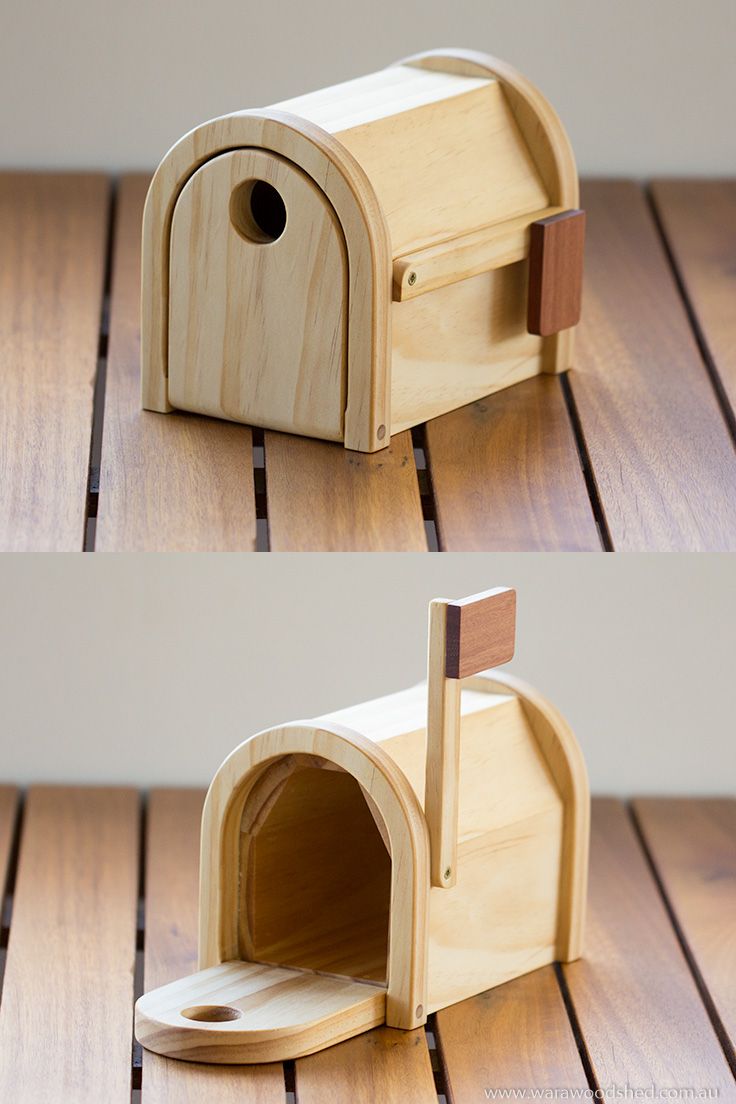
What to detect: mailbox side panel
<box><xmin>425</xmin><ymin>699</ymin><xmax>564</xmax><ymax>1011</ymax></box>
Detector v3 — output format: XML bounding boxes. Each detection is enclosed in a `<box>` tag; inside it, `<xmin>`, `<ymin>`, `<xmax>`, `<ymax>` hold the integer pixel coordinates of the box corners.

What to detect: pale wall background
<box><xmin>0</xmin><ymin>554</ymin><xmax>733</xmax><ymax>794</ymax></box>
<box><xmin>1</xmin><ymin>0</ymin><xmax>734</xmax><ymax>174</ymax></box>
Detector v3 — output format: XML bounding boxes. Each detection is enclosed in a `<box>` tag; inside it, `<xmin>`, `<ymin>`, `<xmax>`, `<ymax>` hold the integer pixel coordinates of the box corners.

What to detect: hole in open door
<box><xmin>240</xmin><ymin>760</ymin><xmax>391</xmax><ymax>983</ymax></box>
<box><xmin>181</xmin><ymin>1004</ymin><xmax>243</xmax><ymax>1023</ymax></box>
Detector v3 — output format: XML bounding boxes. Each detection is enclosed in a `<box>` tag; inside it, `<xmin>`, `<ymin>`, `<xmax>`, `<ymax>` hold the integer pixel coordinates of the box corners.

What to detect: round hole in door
<box><xmin>181</xmin><ymin>1005</ymin><xmax>243</xmax><ymax>1023</ymax></box>
<box><xmin>230</xmin><ymin>179</ymin><xmax>287</xmax><ymax>243</ymax></box>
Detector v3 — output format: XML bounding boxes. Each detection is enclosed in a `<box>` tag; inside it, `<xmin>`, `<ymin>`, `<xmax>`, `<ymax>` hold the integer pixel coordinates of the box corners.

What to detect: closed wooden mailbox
<box><xmin>142</xmin><ymin>49</ymin><xmax>585</xmax><ymax>452</ymax></box>
<box><xmin>135</xmin><ymin>587</ymin><xmax>589</xmax><ymax>1063</ymax></box>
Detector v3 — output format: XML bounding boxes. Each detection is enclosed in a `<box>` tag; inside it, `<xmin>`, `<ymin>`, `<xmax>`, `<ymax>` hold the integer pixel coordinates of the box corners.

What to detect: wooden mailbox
<box><xmin>141</xmin><ymin>49</ymin><xmax>585</xmax><ymax>452</ymax></box>
<box><xmin>135</xmin><ymin>587</ymin><xmax>590</xmax><ymax>1063</ymax></box>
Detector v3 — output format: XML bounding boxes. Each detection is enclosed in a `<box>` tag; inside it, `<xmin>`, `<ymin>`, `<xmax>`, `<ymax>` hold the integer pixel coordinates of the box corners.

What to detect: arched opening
<box><xmin>239</xmin><ymin>756</ymin><xmax>391</xmax><ymax>983</ymax></box>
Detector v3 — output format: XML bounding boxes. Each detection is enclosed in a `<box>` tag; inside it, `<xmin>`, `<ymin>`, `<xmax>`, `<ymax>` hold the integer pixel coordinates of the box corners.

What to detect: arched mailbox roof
<box><xmin>198</xmin><ymin>721</ymin><xmax>430</xmax><ymax>1030</ymax></box>
<box><xmin>399</xmin><ymin>48</ymin><xmax>579</xmax><ymax>209</ymax></box>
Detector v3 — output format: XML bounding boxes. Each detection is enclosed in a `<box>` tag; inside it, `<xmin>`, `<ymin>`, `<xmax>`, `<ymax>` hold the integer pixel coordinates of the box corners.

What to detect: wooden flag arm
<box><xmin>425</xmin><ymin>587</ymin><xmax>517</xmax><ymax>887</ymax></box>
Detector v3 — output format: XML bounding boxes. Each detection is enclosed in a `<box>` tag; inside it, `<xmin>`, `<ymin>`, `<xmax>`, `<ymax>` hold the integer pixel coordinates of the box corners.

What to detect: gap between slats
<box><xmin>84</xmin><ymin>183</ymin><xmax>116</xmax><ymax>552</ymax></box>
<box><xmin>645</xmin><ymin>188</ymin><xmax>736</xmax><ymax>449</ymax></box>
<box><xmin>252</xmin><ymin>428</ymin><xmax>270</xmax><ymax>551</ymax></box>
<box><xmin>552</xmin><ymin>799</ymin><xmax>736</xmax><ymax>1099</ymax></box>
<box><xmin>411</xmin><ymin>424</ymin><xmax>440</xmax><ymax>552</ymax></box>
<box><xmin>42</xmin><ymin>173</ymin><xmax>736</xmax><ymax>552</ymax></box>
<box><xmin>132</xmin><ymin>796</ymin><xmax>146</xmax><ymax>1099</ymax></box>
<box><xmin>421</xmin><ymin>373</ymin><xmax>608</xmax><ymax>552</ymax></box>
<box><xmin>82</xmin><ymin>173</ymin><xmax>610</xmax><ymax>554</ymax></box>
<box><xmin>559</xmin><ymin>375</ymin><xmax>613</xmax><ymax>551</ymax></box>
<box><xmin>0</xmin><ymin>795</ymin><xmax>23</xmax><ymax>1004</ymax></box>
<box><xmin>424</xmin><ymin>1019</ymin><xmax>451</xmax><ymax>1103</ymax></box>
<box><xmin>628</xmin><ymin>803</ymin><xmax>736</xmax><ymax>1080</ymax></box>
<box><xmin>2</xmin><ymin>790</ymin><xmax>731</xmax><ymax>1100</ymax></box>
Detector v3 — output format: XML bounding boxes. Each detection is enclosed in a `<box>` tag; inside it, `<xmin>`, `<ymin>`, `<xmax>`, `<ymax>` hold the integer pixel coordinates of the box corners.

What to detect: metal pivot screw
<box><xmin>407</xmin><ymin>271</ymin><xmax>417</xmax><ymax>286</ymax></box>
<box><xmin>444</xmin><ymin>867</ymin><xmax>452</xmax><ymax>880</ymax></box>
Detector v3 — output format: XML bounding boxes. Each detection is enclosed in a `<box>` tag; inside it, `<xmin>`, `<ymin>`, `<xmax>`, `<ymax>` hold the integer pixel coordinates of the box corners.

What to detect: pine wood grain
<box><xmin>0</xmin><ymin>173</ymin><xmax>108</xmax><ymax>551</ymax></box>
<box><xmin>296</xmin><ymin>1023</ymin><xmax>437</xmax><ymax>1103</ymax></box>
<box><xmin>142</xmin><ymin>789</ymin><xmax>284</xmax><ymax>1102</ymax></box>
<box><xmin>426</xmin><ymin>588</ymin><xmax>516</xmax><ymax>888</ymax></box>
<box><xmin>392</xmin><ymin>205</ymin><xmax>562</xmax><ymax>301</ymax></box>
<box><xmin>650</xmin><ymin>180</ymin><xmax>736</xmax><ymax>428</ymax></box>
<box><xmin>425</xmin><ymin>377</ymin><xmax>601</xmax><ymax>551</ymax></box>
<box><xmin>570</xmin><ymin>181</ymin><xmax>736</xmax><ymax>551</ymax></box>
<box><xmin>0</xmin><ymin>787</ymin><xmax>139</xmax><ymax>1104</ymax></box>
<box><xmin>435</xmin><ymin>967</ymin><xmax>587</xmax><ymax>1097</ymax></box>
<box><xmin>137</xmin><ymin>961</ymin><xmax>386</xmax><ymax>1064</ymax></box>
<box><xmin>96</xmin><ymin>175</ymin><xmax>256</xmax><ymax>552</ymax></box>
<box><xmin>199</xmin><ymin>723</ymin><xmax>429</xmax><ymax>1030</ymax></box>
<box><xmin>168</xmin><ymin>150</ymin><xmax>347</xmax><ymax>440</ymax></box>
<box><xmin>632</xmin><ymin>798</ymin><xmax>736</xmax><ymax>1065</ymax></box>
<box><xmin>264</xmin><ymin>430</ymin><xmax>426</xmax><ymax>550</ymax></box>
<box><xmin>562</xmin><ymin>798</ymin><xmax>735</xmax><ymax>1096</ymax></box>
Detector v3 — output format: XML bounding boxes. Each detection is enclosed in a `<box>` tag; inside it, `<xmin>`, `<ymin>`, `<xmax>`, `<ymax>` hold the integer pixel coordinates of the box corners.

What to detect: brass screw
<box><xmin>407</xmin><ymin>271</ymin><xmax>417</xmax><ymax>286</ymax></box>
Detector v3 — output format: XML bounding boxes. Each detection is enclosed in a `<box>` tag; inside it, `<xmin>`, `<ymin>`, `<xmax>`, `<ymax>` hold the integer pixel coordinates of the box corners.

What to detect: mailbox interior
<box><xmin>240</xmin><ymin>758</ymin><xmax>392</xmax><ymax>984</ymax></box>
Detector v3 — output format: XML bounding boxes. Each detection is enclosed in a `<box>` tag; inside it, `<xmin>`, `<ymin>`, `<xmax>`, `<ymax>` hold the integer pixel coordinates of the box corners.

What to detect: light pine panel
<box><xmin>425</xmin><ymin>376</ymin><xmax>601</xmax><ymax>551</ymax></box>
<box><xmin>96</xmin><ymin>175</ymin><xmax>256</xmax><ymax>552</ymax></box>
<box><xmin>141</xmin><ymin>789</ymin><xmax>285</xmax><ymax>1104</ymax></box>
<box><xmin>0</xmin><ymin>787</ymin><xmax>139</xmax><ymax>1104</ymax></box>
<box><xmin>562</xmin><ymin>799</ymin><xmax>735</xmax><ymax>1096</ymax></box>
<box><xmin>632</xmin><ymin>797</ymin><xmax>736</xmax><ymax>1065</ymax></box>
<box><xmin>265</xmin><ymin>430</ymin><xmax>427</xmax><ymax>551</ymax></box>
<box><xmin>0</xmin><ymin>173</ymin><xmax>108</xmax><ymax>550</ymax></box>
<box><xmin>570</xmin><ymin>181</ymin><xmax>736</xmax><ymax>551</ymax></box>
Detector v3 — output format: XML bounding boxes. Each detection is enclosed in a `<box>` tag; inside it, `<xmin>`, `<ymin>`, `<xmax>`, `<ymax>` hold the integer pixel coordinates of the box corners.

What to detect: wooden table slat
<box><xmin>425</xmin><ymin>376</ymin><xmax>602</xmax><ymax>551</ymax></box>
<box><xmin>569</xmin><ymin>181</ymin><xmax>736</xmax><ymax>551</ymax></box>
<box><xmin>650</xmin><ymin>180</ymin><xmax>736</xmax><ymax>432</ymax></box>
<box><xmin>295</xmin><ymin>1021</ymin><xmax>437</xmax><ymax>1103</ymax></box>
<box><xmin>4</xmin><ymin>172</ymin><xmax>736</xmax><ymax>551</ymax></box>
<box><xmin>0</xmin><ymin>173</ymin><xmax>109</xmax><ymax>551</ymax></box>
<box><xmin>434</xmin><ymin>965</ymin><xmax>588</xmax><ymax>1098</ymax></box>
<box><xmin>1</xmin><ymin>788</ymin><xmax>733</xmax><ymax>1098</ymax></box>
<box><xmin>0</xmin><ymin>786</ymin><xmax>139</xmax><ymax>1104</ymax></box>
<box><xmin>96</xmin><ymin>175</ymin><xmax>257</xmax><ymax>552</ymax></box>
<box><xmin>632</xmin><ymin>797</ymin><xmax>736</xmax><ymax>1068</ymax></box>
<box><xmin>562</xmin><ymin>798</ymin><xmax>735</xmax><ymax>1096</ymax></box>
<box><xmin>141</xmin><ymin>789</ymin><xmax>285</xmax><ymax>1103</ymax></box>
<box><xmin>265</xmin><ymin>430</ymin><xmax>427</xmax><ymax>551</ymax></box>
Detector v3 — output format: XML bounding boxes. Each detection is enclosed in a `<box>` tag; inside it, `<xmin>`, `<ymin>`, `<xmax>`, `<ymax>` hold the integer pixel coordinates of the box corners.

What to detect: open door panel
<box><xmin>135</xmin><ymin>960</ymin><xmax>386</xmax><ymax>1063</ymax></box>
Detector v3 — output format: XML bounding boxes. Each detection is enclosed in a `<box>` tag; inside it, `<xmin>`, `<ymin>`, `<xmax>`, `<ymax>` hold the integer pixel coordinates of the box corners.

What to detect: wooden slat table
<box><xmin>2</xmin><ymin>174</ymin><xmax>735</xmax><ymax>551</ymax></box>
<box><xmin>0</xmin><ymin>790</ymin><xmax>733</xmax><ymax>1103</ymax></box>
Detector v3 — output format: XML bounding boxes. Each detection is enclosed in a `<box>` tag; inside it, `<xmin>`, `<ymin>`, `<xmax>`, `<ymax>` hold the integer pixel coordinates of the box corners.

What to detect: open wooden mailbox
<box><xmin>142</xmin><ymin>48</ymin><xmax>585</xmax><ymax>452</ymax></box>
<box><xmin>135</xmin><ymin>587</ymin><xmax>589</xmax><ymax>1063</ymax></box>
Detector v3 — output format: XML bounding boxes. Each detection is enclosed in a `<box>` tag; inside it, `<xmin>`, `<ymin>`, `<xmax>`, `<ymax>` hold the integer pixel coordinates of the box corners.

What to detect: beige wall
<box><xmin>0</xmin><ymin>554</ymin><xmax>732</xmax><ymax>794</ymax></box>
<box><xmin>1</xmin><ymin>0</ymin><xmax>733</xmax><ymax>174</ymax></box>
